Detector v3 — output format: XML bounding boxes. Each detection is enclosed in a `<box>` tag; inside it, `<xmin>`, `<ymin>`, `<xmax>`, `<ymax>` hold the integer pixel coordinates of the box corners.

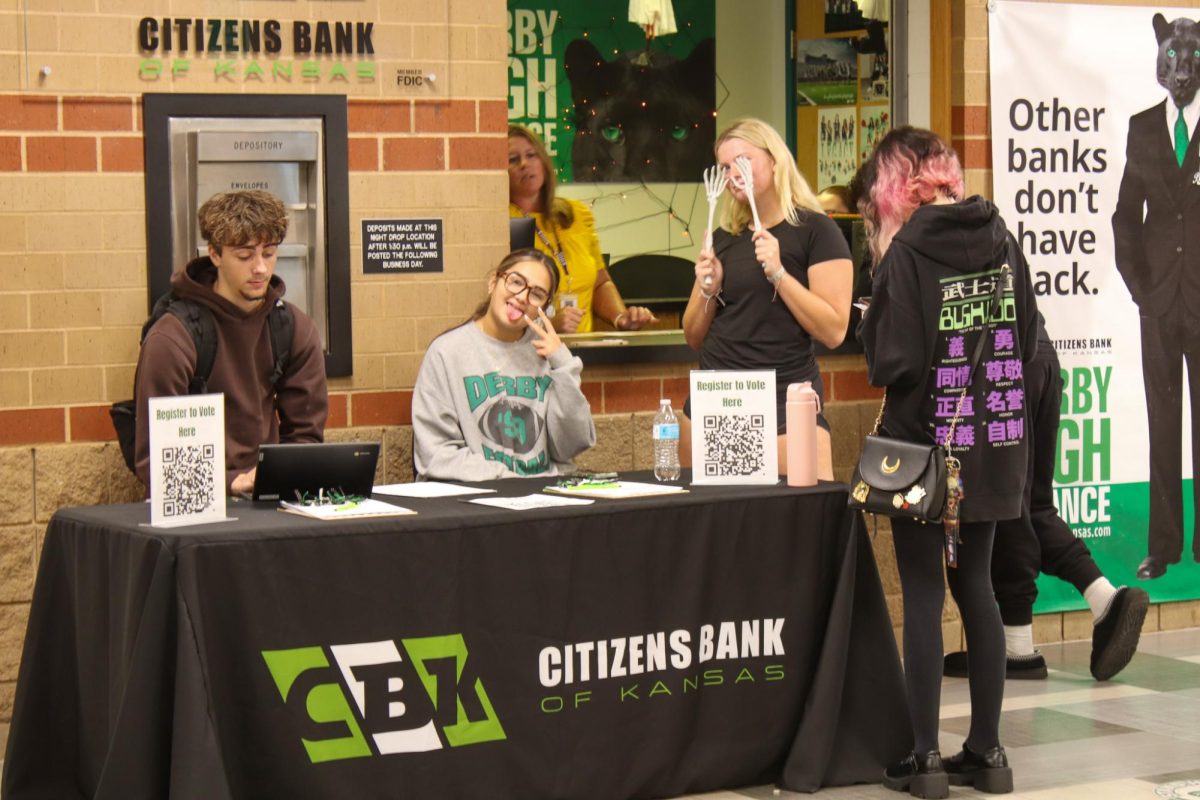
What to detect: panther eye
<box><xmin>1195</xmin><ymin>49</ymin><xmax>1199</xmax><ymax>58</ymax></box>
<box><xmin>601</xmin><ymin>125</ymin><xmax>623</xmax><ymax>143</ymax></box>
<box><xmin>1168</xmin><ymin>48</ymin><xmax>1177</xmax><ymax>58</ymax></box>
<box><xmin>670</xmin><ymin>125</ymin><xmax>689</xmax><ymax>142</ymax></box>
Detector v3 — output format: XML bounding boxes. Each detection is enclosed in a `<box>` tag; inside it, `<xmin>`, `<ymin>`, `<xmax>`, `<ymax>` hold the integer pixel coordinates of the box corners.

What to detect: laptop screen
<box><xmin>252</xmin><ymin>442</ymin><xmax>380</xmax><ymax>501</ymax></box>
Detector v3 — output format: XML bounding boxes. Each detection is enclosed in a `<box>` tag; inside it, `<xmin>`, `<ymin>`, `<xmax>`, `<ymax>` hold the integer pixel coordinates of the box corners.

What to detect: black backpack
<box><xmin>110</xmin><ymin>292</ymin><xmax>294</xmax><ymax>473</ymax></box>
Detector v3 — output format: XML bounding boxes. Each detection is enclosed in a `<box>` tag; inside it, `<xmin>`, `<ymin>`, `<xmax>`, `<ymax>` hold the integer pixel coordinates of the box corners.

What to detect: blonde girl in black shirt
<box><xmin>681</xmin><ymin>118</ymin><xmax>853</xmax><ymax>479</ymax></box>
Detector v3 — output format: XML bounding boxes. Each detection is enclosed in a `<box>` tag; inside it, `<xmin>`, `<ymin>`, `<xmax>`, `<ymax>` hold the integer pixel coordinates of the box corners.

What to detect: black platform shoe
<box><xmin>1091</xmin><ymin>586</ymin><xmax>1149</xmax><ymax>681</ymax></box>
<box><xmin>883</xmin><ymin>750</ymin><xmax>949</xmax><ymax>798</ymax></box>
<box><xmin>944</xmin><ymin>743</ymin><xmax>1013</xmax><ymax>794</ymax></box>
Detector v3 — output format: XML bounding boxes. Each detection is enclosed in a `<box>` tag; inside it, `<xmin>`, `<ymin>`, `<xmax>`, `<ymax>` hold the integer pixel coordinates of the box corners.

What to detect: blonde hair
<box><xmin>508</xmin><ymin>124</ymin><xmax>575</xmax><ymax>230</ymax></box>
<box><xmin>716</xmin><ymin>118</ymin><xmax>823</xmax><ymax>235</ymax></box>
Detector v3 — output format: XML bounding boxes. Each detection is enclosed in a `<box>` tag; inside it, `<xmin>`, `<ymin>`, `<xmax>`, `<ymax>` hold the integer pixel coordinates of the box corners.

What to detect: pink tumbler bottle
<box><xmin>786</xmin><ymin>382</ymin><xmax>820</xmax><ymax>487</ymax></box>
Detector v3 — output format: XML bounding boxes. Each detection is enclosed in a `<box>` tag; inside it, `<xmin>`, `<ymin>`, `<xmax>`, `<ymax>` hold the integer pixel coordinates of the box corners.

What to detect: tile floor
<box><xmin>1</xmin><ymin>630</ymin><xmax>1196</xmax><ymax>798</ymax></box>
<box><xmin>675</xmin><ymin>628</ymin><xmax>1200</xmax><ymax>799</ymax></box>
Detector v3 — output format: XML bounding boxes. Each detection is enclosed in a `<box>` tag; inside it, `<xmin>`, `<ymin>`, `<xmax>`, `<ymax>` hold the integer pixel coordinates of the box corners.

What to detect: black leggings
<box><xmin>892</xmin><ymin>518</ymin><xmax>1005</xmax><ymax>755</ymax></box>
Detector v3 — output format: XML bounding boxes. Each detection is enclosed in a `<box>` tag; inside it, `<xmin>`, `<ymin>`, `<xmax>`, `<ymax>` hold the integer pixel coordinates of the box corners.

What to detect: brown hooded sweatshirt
<box><xmin>134</xmin><ymin>257</ymin><xmax>328</xmax><ymax>490</ymax></box>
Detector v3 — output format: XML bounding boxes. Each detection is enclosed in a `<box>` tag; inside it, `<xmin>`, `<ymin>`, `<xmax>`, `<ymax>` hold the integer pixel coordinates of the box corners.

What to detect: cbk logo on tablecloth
<box><xmin>536</xmin><ymin>617</ymin><xmax>787</xmax><ymax>713</ymax></box>
<box><xmin>262</xmin><ymin>634</ymin><xmax>506</xmax><ymax>763</ymax></box>
<box><xmin>262</xmin><ymin>618</ymin><xmax>789</xmax><ymax>764</ymax></box>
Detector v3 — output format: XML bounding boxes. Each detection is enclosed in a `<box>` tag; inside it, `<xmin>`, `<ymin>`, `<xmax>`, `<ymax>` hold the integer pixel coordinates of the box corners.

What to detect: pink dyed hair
<box><xmin>855</xmin><ymin>127</ymin><xmax>964</xmax><ymax>264</ymax></box>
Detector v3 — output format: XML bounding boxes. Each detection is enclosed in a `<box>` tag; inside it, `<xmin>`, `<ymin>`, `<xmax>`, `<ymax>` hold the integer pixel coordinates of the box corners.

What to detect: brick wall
<box><xmin>0</xmin><ymin>0</ymin><xmax>521</xmax><ymax>737</ymax></box>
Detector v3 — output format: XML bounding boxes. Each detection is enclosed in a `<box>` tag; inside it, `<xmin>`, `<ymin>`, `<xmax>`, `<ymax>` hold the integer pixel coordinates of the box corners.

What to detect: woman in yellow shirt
<box><xmin>508</xmin><ymin>124</ymin><xmax>655</xmax><ymax>333</ymax></box>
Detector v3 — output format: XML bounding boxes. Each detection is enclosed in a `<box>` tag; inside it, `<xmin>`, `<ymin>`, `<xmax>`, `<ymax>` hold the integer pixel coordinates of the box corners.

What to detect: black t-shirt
<box><xmin>700</xmin><ymin>211</ymin><xmax>850</xmax><ymax>389</ymax></box>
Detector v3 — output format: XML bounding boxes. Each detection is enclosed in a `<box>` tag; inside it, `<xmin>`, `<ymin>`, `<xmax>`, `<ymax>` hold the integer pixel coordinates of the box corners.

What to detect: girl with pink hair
<box><xmin>853</xmin><ymin>127</ymin><xmax>1040</xmax><ymax>798</ymax></box>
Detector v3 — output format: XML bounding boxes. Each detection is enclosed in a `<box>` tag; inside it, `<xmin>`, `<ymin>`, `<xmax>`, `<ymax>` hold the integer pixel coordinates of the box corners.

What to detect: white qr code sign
<box><xmin>689</xmin><ymin>370</ymin><xmax>778</xmax><ymax>485</ymax></box>
<box><xmin>148</xmin><ymin>393</ymin><xmax>227</xmax><ymax>527</ymax></box>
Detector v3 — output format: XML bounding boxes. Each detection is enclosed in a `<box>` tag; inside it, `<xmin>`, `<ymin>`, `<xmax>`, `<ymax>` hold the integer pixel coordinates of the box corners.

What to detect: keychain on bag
<box><xmin>943</xmin><ymin>456</ymin><xmax>964</xmax><ymax>567</ymax></box>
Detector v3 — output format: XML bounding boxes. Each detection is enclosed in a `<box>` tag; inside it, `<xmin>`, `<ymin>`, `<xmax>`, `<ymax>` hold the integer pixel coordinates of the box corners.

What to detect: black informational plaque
<box><xmin>362</xmin><ymin>218</ymin><xmax>443</xmax><ymax>274</ymax></box>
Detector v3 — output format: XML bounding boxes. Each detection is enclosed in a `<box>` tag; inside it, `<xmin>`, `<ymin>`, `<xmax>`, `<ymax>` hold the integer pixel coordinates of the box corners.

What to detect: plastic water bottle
<box><xmin>652</xmin><ymin>399</ymin><xmax>681</xmax><ymax>481</ymax></box>
<box><xmin>786</xmin><ymin>382</ymin><xmax>820</xmax><ymax>487</ymax></box>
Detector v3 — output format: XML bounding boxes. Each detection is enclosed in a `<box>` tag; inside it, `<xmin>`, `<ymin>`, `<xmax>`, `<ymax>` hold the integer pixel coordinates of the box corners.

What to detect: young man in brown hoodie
<box><xmin>133</xmin><ymin>190</ymin><xmax>328</xmax><ymax>495</ymax></box>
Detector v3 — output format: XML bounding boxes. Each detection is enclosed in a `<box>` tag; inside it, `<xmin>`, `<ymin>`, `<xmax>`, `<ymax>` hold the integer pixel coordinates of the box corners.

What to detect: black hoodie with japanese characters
<box><xmin>859</xmin><ymin>196</ymin><xmax>1039</xmax><ymax>522</ymax></box>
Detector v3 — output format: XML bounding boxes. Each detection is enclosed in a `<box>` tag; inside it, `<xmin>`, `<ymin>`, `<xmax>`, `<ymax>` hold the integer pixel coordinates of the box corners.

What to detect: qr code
<box><xmin>159</xmin><ymin>445</ymin><xmax>217</xmax><ymax>516</ymax></box>
<box><xmin>701</xmin><ymin>415</ymin><xmax>766</xmax><ymax>476</ymax></box>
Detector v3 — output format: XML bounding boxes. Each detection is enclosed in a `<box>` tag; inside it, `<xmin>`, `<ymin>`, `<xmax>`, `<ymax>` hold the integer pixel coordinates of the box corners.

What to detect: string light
<box><xmin>561</xmin><ymin>183</ymin><xmax>702</xmax><ymax>256</ymax></box>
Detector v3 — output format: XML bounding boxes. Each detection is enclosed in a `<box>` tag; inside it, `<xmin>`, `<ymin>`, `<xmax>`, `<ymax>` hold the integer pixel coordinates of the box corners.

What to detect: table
<box><xmin>561</xmin><ymin>329</ymin><xmax>698</xmax><ymax>366</ymax></box>
<box><xmin>3</xmin><ymin>474</ymin><xmax>911</xmax><ymax>799</ymax></box>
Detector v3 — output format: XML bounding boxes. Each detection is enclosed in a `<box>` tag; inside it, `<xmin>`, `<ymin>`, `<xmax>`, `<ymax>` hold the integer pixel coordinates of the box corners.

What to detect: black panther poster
<box><xmin>990</xmin><ymin>3</ymin><xmax>1200</xmax><ymax>608</ymax></box>
<box><xmin>507</xmin><ymin>0</ymin><xmax>716</xmax><ymax>183</ymax></box>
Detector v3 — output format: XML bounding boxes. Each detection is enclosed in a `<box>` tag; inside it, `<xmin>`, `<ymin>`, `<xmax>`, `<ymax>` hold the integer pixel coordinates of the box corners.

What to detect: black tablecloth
<box><xmin>3</xmin><ymin>473</ymin><xmax>910</xmax><ymax>799</ymax></box>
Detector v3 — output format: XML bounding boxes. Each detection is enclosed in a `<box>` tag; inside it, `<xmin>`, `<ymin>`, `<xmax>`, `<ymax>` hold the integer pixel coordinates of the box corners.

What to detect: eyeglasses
<box><xmin>503</xmin><ymin>271</ymin><xmax>551</xmax><ymax>306</ymax></box>
<box><xmin>293</xmin><ymin>487</ymin><xmax>366</xmax><ymax>507</ymax></box>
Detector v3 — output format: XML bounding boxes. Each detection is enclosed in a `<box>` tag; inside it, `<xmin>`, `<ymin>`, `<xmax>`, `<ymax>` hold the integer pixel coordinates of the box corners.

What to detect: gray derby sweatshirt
<box><xmin>412</xmin><ymin>321</ymin><xmax>596</xmax><ymax>481</ymax></box>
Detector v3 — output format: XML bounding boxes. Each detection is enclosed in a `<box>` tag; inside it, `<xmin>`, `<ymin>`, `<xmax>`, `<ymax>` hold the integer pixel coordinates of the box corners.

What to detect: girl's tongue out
<box><xmin>505</xmin><ymin>300</ymin><xmax>526</xmax><ymax>323</ymax></box>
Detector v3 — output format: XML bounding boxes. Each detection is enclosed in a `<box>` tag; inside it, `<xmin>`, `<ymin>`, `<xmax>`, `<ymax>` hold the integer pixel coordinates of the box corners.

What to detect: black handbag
<box><xmin>849</xmin><ymin>434</ymin><xmax>948</xmax><ymax>522</ymax></box>
<box><xmin>849</xmin><ymin>264</ymin><xmax>1011</xmax><ymax>557</ymax></box>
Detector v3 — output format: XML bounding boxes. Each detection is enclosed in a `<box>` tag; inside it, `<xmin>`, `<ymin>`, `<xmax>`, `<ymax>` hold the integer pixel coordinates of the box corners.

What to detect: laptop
<box><xmin>250</xmin><ymin>442</ymin><xmax>380</xmax><ymax>501</ymax></box>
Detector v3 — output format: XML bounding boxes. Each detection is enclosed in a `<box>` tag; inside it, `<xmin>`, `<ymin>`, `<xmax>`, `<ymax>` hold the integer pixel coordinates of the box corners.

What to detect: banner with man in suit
<box><xmin>990</xmin><ymin>1</ymin><xmax>1199</xmax><ymax>609</ymax></box>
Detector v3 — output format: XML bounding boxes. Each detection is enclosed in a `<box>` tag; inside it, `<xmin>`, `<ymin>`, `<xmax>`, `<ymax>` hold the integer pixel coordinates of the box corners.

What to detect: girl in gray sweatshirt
<box><xmin>412</xmin><ymin>249</ymin><xmax>596</xmax><ymax>480</ymax></box>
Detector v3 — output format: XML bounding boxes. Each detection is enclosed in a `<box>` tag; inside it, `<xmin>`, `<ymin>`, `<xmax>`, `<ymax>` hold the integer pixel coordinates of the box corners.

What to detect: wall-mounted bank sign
<box><xmin>137</xmin><ymin>17</ymin><xmax>378</xmax><ymax>82</ymax></box>
<box><xmin>361</xmin><ymin>219</ymin><xmax>444</xmax><ymax>274</ymax></box>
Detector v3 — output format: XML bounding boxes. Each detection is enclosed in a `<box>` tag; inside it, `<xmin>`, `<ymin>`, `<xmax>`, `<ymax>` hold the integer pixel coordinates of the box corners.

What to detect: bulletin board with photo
<box><xmin>793</xmin><ymin>0</ymin><xmax>892</xmax><ymax>198</ymax></box>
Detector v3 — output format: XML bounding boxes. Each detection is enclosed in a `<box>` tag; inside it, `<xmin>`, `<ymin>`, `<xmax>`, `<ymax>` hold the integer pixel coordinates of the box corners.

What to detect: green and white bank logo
<box><xmin>262</xmin><ymin>634</ymin><xmax>505</xmax><ymax>763</ymax></box>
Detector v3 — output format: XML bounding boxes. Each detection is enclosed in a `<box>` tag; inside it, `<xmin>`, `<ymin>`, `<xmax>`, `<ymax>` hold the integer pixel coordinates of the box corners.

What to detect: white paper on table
<box><xmin>148</xmin><ymin>393</ymin><xmax>227</xmax><ymax>527</ymax></box>
<box><xmin>543</xmin><ymin>481</ymin><xmax>688</xmax><ymax>499</ymax></box>
<box><xmin>278</xmin><ymin>498</ymin><xmax>415</xmax><ymax>520</ymax></box>
<box><xmin>373</xmin><ymin>481</ymin><xmax>497</xmax><ymax>498</ymax></box>
<box><xmin>469</xmin><ymin>494</ymin><xmax>594</xmax><ymax>511</ymax></box>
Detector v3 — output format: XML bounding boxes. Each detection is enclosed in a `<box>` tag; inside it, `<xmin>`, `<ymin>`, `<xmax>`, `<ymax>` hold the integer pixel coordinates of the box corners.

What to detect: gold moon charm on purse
<box><xmin>881</xmin><ymin>455</ymin><xmax>900</xmax><ymax>474</ymax></box>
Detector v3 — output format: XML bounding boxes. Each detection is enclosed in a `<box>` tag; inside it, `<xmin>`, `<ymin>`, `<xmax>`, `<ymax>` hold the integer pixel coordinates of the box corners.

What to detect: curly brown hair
<box><xmin>197</xmin><ymin>190</ymin><xmax>289</xmax><ymax>252</ymax></box>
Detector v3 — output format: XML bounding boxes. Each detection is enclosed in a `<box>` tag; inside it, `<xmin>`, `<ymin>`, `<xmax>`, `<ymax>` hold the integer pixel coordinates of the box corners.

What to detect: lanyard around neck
<box><xmin>522</xmin><ymin>210</ymin><xmax>570</xmax><ymax>283</ymax></box>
